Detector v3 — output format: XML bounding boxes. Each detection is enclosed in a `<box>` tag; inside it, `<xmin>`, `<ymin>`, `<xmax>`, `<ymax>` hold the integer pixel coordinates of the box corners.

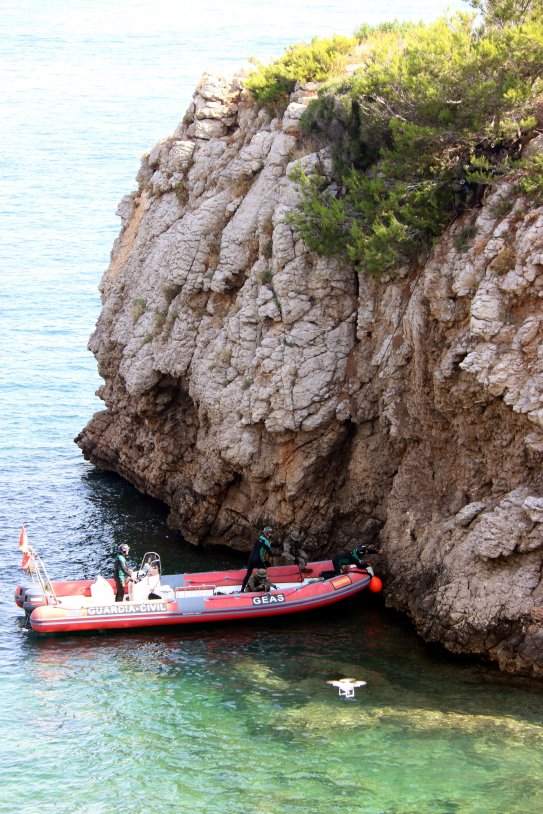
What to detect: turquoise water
<box><xmin>4</xmin><ymin>608</ymin><xmax>543</xmax><ymax>814</ymax></box>
<box><xmin>2</xmin><ymin>1</ymin><xmax>542</xmax><ymax>812</ymax></box>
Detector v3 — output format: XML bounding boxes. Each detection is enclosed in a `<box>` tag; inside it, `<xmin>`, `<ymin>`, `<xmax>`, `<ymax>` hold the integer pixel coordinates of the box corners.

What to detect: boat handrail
<box><xmin>27</xmin><ymin>547</ymin><xmax>59</xmax><ymax>605</ymax></box>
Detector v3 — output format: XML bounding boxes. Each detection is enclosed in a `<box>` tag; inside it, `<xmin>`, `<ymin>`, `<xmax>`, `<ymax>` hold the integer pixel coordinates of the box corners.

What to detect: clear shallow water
<box><xmin>1</xmin><ymin>1</ymin><xmax>542</xmax><ymax>812</ymax></box>
<box><xmin>3</xmin><ymin>605</ymin><xmax>543</xmax><ymax>814</ymax></box>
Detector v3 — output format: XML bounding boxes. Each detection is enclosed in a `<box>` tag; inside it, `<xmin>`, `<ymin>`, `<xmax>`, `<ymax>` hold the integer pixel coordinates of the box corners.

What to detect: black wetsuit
<box><xmin>332</xmin><ymin>548</ymin><xmax>365</xmax><ymax>574</ymax></box>
<box><xmin>241</xmin><ymin>534</ymin><xmax>279</xmax><ymax>592</ymax></box>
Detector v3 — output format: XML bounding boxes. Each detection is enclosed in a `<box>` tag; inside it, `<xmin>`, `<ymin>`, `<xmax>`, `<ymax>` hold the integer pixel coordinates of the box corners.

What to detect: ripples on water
<box><xmin>4</xmin><ymin>605</ymin><xmax>543</xmax><ymax>814</ymax></box>
<box><xmin>1</xmin><ymin>1</ymin><xmax>542</xmax><ymax>812</ymax></box>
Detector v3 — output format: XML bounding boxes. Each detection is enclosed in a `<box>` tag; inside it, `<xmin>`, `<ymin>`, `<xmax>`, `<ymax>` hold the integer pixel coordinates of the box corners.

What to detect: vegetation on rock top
<box><xmin>244</xmin><ymin>35</ymin><xmax>357</xmax><ymax>110</ymax></box>
<box><xmin>245</xmin><ymin>0</ymin><xmax>543</xmax><ymax>277</ymax></box>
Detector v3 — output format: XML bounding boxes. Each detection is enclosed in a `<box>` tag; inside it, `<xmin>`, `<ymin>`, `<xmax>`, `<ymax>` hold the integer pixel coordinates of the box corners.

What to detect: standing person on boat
<box><xmin>240</xmin><ymin>527</ymin><xmax>279</xmax><ymax>592</ymax></box>
<box><xmin>332</xmin><ymin>544</ymin><xmax>378</xmax><ymax>574</ymax></box>
<box><xmin>282</xmin><ymin>529</ymin><xmax>309</xmax><ymax>567</ymax></box>
<box><xmin>114</xmin><ymin>543</ymin><xmax>134</xmax><ymax>602</ymax></box>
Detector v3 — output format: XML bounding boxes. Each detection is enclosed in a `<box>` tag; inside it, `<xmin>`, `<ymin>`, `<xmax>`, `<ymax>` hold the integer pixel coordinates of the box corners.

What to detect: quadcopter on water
<box><xmin>326</xmin><ymin>678</ymin><xmax>367</xmax><ymax>698</ymax></box>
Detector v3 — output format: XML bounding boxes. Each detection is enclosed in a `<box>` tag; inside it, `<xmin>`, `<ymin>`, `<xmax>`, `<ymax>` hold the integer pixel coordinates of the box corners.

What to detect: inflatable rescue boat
<box><xmin>15</xmin><ymin>550</ymin><xmax>382</xmax><ymax>635</ymax></box>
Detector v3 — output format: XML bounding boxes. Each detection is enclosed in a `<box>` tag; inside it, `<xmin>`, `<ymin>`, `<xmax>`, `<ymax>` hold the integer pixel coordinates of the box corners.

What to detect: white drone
<box><xmin>327</xmin><ymin>678</ymin><xmax>367</xmax><ymax>698</ymax></box>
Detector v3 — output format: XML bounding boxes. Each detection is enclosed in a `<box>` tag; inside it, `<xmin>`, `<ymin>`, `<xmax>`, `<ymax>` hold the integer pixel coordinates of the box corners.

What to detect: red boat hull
<box><xmin>22</xmin><ymin>562</ymin><xmax>376</xmax><ymax>635</ymax></box>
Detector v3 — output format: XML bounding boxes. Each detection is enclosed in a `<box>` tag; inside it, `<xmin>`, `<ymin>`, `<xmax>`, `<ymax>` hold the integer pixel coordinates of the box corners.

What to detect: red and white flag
<box><xmin>21</xmin><ymin>551</ymin><xmax>32</xmax><ymax>571</ymax></box>
<box><xmin>19</xmin><ymin>527</ymin><xmax>32</xmax><ymax>570</ymax></box>
<box><xmin>19</xmin><ymin>526</ymin><xmax>29</xmax><ymax>553</ymax></box>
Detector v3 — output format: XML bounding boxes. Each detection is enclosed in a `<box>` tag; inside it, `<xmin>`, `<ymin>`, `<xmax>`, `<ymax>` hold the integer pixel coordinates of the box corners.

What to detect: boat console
<box><xmin>128</xmin><ymin>552</ymin><xmax>175</xmax><ymax>602</ymax></box>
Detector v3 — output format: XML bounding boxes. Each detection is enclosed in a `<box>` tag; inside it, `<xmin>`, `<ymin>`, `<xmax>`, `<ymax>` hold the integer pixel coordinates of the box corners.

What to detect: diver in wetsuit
<box><xmin>241</xmin><ymin>527</ymin><xmax>280</xmax><ymax>592</ymax></box>
<box><xmin>114</xmin><ymin>543</ymin><xmax>134</xmax><ymax>602</ymax></box>
<box><xmin>332</xmin><ymin>545</ymin><xmax>378</xmax><ymax>574</ymax></box>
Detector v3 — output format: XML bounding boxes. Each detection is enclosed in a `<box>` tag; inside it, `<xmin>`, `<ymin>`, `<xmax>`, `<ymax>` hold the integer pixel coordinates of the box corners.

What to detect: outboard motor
<box><xmin>22</xmin><ymin>587</ymin><xmax>50</xmax><ymax>613</ymax></box>
<box><xmin>15</xmin><ymin>584</ymin><xmax>31</xmax><ymax>608</ymax></box>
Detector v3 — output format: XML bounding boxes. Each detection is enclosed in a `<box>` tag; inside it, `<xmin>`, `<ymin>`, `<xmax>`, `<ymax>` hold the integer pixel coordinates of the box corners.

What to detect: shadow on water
<box><xmin>17</xmin><ymin>466</ymin><xmax>247</xmax><ymax>582</ymax></box>
<box><xmin>80</xmin><ymin>468</ymin><xmax>247</xmax><ymax>570</ymax></box>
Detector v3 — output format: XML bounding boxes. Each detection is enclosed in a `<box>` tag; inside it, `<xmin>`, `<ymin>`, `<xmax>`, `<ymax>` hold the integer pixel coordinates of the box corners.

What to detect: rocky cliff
<box><xmin>77</xmin><ymin>72</ymin><xmax>543</xmax><ymax>676</ymax></box>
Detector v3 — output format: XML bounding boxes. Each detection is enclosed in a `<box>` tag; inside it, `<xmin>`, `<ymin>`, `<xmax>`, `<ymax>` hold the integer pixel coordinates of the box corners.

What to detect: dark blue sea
<box><xmin>1</xmin><ymin>1</ymin><xmax>542</xmax><ymax>812</ymax></box>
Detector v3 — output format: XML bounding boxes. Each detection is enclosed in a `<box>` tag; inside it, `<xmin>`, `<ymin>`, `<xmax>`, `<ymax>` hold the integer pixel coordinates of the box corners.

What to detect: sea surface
<box><xmin>1</xmin><ymin>1</ymin><xmax>542</xmax><ymax>812</ymax></box>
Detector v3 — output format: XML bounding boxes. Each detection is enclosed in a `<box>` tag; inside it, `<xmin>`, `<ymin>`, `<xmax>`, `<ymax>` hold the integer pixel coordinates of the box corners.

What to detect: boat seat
<box><xmin>90</xmin><ymin>575</ymin><xmax>116</xmax><ymax>603</ymax></box>
<box><xmin>129</xmin><ymin>577</ymin><xmax>150</xmax><ymax>603</ymax></box>
<box><xmin>59</xmin><ymin>577</ymin><xmax>116</xmax><ymax>609</ymax></box>
<box><xmin>129</xmin><ymin>575</ymin><xmax>172</xmax><ymax>603</ymax></box>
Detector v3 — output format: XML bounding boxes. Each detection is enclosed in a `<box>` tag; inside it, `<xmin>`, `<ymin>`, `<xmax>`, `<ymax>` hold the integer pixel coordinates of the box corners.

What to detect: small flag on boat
<box><xmin>19</xmin><ymin>526</ymin><xmax>33</xmax><ymax>571</ymax></box>
<box><xmin>19</xmin><ymin>526</ymin><xmax>29</xmax><ymax>553</ymax></box>
<box><xmin>21</xmin><ymin>551</ymin><xmax>32</xmax><ymax>571</ymax></box>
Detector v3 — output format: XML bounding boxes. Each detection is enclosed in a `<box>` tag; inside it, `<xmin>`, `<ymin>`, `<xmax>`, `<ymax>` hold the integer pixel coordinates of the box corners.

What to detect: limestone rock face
<box><xmin>77</xmin><ymin>72</ymin><xmax>543</xmax><ymax>676</ymax></box>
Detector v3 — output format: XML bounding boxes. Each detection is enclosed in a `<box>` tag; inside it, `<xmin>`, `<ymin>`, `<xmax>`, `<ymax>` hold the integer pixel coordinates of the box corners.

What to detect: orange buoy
<box><xmin>369</xmin><ymin>576</ymin><xmax>383</xmax><ymax>593</ymax></box>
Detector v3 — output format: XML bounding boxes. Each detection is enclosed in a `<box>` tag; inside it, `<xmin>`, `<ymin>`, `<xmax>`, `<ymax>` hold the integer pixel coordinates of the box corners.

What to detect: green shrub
<box><xmin>259</xmin><ymin>267</ymin><xmax>273</xmax><ymax>283</ymax></box>
<box><xmin>245</xmin><ymin>35</ymin><xmax>357</xmax><ymax>110</ymax></box>
<box><xmin>514</xmin><ymin>151</ymin><xmax>543</xmax><ymax>204</ymax></box>
<box><xmin>454</xmin><ymin>224</ymin><xmax>479</xmax><ymax>253</ymax></box>
<box><xmin>354</xmin><ymin>20</ymin><xmax>418</xmax><ymax>42</ymax></box>
<box><xmin>287</xmin><ymin>165</ymin><xmax>349</xmax><ymax>257</ymax></box>
<box><xmin>290</xmin><ymin>2</ymin><xmax>543</xmax><ymax>276</ymax></box>
<box><xmin>175</xmin><ymin>180</ymin><xmax>187</xmax><ymax>206</ymax></box>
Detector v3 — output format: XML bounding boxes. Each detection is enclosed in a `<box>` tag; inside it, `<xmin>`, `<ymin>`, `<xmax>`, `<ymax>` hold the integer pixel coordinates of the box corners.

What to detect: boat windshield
<box><xmin>138</xmin><ymin>552</ymin><xmax>161</xmax><ymax>579</ymax></box>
